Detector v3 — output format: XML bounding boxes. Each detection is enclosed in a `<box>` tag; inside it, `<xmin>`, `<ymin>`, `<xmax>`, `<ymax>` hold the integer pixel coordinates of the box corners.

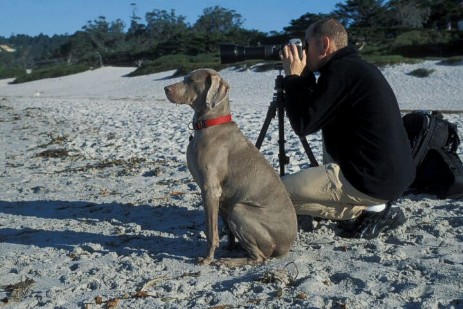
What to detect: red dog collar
<box><xmin>193</xmin><ymin>114</ymin><xmax>232</xmax><ymax>130</ymax></box>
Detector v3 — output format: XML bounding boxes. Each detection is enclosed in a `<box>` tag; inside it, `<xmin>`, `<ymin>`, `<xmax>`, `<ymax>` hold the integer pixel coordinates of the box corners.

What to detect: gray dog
<box><xmin>164</xmin><ymin>68</ymin><xmax>297</xmax><ymax>267</ymax></box>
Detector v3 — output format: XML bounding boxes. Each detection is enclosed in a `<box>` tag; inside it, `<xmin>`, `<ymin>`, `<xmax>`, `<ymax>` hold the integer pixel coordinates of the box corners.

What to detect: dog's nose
<box><xmin>164</xmin><ymin>85</ymin><xmax>171</xmax><ymax>93</ymax></box>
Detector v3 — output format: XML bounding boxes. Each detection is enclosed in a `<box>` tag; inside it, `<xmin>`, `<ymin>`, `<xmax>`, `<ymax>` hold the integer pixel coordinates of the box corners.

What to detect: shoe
<box><xmin>340</xmin><ymin>203</ymin><xmax>406</xmax><ymax>239</ymax></box>
<box><xmin>297</xmin><ymin>215</ymin><xmax>314</xmax><ymax>232</ymax></box>
<box><xmin>337</xmin><ymin>218</ymin><xmax>358</xmax><ymax>233</ymax></box>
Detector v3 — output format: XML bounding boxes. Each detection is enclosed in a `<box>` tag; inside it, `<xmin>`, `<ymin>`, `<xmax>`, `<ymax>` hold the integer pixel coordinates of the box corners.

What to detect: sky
<box><xmin>0</xmin><ymin>0</ymin><xmax>344</xmax><ymax>37</ymax></box>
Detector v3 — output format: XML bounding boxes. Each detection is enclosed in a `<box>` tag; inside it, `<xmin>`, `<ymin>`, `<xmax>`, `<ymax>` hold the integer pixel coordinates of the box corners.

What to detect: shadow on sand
<box><xmin>0</xmin><ymin>200</ymin><xmax>205</xmax><ymax>260</ymax></box>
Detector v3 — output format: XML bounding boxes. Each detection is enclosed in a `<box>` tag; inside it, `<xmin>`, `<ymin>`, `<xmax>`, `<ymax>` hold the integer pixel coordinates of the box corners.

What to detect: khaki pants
<box><xmin>281</xmin><ymin>163</ymin><xmax>387</xmax><ymax>220</ymax></box>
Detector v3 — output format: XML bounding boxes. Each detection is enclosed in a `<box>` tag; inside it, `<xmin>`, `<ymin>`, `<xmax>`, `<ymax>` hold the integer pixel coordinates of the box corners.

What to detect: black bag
<box><xmin>402</xmin><ymin>110</ymin><xmax>463</xmax><ymax>199</ymax></box>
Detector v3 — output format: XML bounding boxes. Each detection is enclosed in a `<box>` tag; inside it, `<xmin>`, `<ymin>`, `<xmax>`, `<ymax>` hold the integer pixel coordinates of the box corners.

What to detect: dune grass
<box><xmin>10</xmin><ymin>64</ymin><xmax>90</xmax><ymax>84</ymax></box>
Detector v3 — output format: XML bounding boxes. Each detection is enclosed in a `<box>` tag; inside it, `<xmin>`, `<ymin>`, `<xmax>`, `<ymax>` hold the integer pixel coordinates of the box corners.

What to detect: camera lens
<box><xmin>219</xmin><ymin>44</ymin><xmax>245</xmax><ymax>64</ymax></box>
<box><xmin>219</xmin><ymin>44</ymin><xmax>280</xmax><ymax>64</ymax></box>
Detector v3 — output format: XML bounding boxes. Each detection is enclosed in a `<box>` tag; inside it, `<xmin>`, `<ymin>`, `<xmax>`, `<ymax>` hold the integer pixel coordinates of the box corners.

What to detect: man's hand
<box><xmin>281</xmin><ymin>44</ymin><xmax>306</xmax><ymax>76</ymax></box>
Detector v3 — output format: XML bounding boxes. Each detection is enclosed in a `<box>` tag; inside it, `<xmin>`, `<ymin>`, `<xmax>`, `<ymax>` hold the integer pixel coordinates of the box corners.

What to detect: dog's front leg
<box><xmin>198</xmin><ymin>186</ymin><xmax>221</xmax><ymax>265</ymax></box>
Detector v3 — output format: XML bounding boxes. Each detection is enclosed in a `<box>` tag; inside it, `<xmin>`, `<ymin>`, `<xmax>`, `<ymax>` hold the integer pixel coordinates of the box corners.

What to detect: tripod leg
<box><xmin>299</xmin><ymin>136</ymin><xmax>319</xmax><ymax>167</ymax></box>
<box><xmin>278</xmin><ymin>106</ymin><xmax>289</xmax><ymax>176</ymax></box>
<box><xmin>255</xmin><ymin>103</ymin><xmax>277</xmax><ymax>149</ymax></box>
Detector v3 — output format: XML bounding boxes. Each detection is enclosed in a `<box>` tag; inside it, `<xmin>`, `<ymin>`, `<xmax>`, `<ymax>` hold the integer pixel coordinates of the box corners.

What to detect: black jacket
<box><xmin>283</xmin><ymin>45</ymin><xmax>415</xmax><ymax>201</ymax></box>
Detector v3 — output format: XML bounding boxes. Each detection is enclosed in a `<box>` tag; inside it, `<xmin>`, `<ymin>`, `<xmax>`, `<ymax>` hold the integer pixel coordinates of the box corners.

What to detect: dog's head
<box><xmin>164</xmin><ymin>68</ymin><xmax>230</xmax><ymax>112</ymax></box>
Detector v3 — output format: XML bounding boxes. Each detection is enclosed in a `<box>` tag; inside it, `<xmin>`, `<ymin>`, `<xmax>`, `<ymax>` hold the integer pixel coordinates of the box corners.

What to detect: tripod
<box><xmin>255</xmin><ymin>67</ymin><xmax>319</xmax><ymax>176</ymax></box>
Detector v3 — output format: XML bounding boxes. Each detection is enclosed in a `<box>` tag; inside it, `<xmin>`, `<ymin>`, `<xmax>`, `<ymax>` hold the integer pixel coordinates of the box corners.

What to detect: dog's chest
<box><xmin>186</xmin><ymin>132</ymin><xmax>230</xmax><ymax>181</ymax></box>
<box><xmin>186</xmin><ymin>135</ymin><xmax>213</xmax><ymax>178</ymax></box>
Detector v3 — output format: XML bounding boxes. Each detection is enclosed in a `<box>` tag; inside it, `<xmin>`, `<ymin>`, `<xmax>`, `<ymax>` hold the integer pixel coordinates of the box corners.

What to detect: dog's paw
<box><xmin>198</xmin><ymin>256</ymin><xmax>213</xmax><ymax>265</ymax></box>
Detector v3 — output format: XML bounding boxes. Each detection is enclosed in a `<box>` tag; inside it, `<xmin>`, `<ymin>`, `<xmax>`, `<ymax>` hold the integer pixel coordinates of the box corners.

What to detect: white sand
<box><xmin>1</xmin><ymin>61</ymin><xmax>463</xmax><ymax>308</ymax></box>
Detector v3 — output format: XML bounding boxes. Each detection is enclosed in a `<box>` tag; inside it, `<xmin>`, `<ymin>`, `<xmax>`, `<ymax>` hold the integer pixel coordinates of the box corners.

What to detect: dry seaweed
<box><xmin>1</xmin><ymin>278</ymin><xmax>35</xmax><ymax>302</ymax></box>
<box><xmin>35</xmin><ymin>148</ymin><xmax>70</xmax><ymax>158</ymax></box>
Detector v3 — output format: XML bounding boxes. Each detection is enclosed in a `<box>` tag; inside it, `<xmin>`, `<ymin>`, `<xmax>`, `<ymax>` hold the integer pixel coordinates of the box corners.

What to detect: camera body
<box><xmin>219</xmin><ymin>38</ymin><xmax>303</xmax><ymax>64</ymax></box>
<box><xmin>287</xmin><ymin>38</ymin><xmax>303</xmax><ymax>60</ymax></box>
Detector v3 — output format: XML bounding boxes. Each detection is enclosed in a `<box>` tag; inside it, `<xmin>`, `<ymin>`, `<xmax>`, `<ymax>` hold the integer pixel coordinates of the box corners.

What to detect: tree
<box><xmin>145</xmin><ymin>9</ymin><xmax>188</xmax><ymax>41</ymax></box>
<box><xmin>333</xmin><ymin>0</ymin><xmax>389</xmax><ymax>27</ymax></box>
<box><xmin>283</xmin><ymin>13</ymin><xmax>330</xmax><ymax>38</ymax></box>
<box><xmin>193</xmin><ymin>6</ymin><xmax>244</xmax><ymax>34</ymax></box>
<box><xmin>82</xmin><ymin>16</ymin><xmax>125</xmax><ymax>50</ymax></box>
<box><xmin>59</xmin><ymin>31</ymin><xmax>94</xmax><ymax>64</ymax></box>
<box><xmin>188</xmin><ymin>6</ymin><xmax>245</xmax><ymax>53</ymax></box>
<box><xmin>127</xmin><ymin>3</ymin><xmax>146</xmax><ymax>41</ymax></box>
<box><xmin>421</xmin><ymin>0</ymin><xmax>463</xmax><ymax>29</ymax></box>
<box><xmin>387</xmin><ymin>0</ymin><xmax>431</xmax><ymax>28</ymax></box>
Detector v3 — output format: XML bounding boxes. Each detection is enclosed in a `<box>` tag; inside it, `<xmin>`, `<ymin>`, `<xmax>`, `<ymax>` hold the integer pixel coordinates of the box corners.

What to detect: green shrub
<box><xmin>391</xmin><ymin>30</ymin><xmax>462</xmax><ymax>57</ymax></box>
<box><xmin>393</xmin><ymin>30</ymin><xmax>454</xmax><ymax>47</ymax></box>
<box><xmin>0</xmin><ymin>67</ymin><xmax>26</xmax><ymax>79</ymax></box>
<box><xmin>11</xmin><ymin>64</ymin><xmax>90</xmax><ymax>84</ymax></box>
<box><xmin>362</xmin><ymin>54</ymin><xmax>422</xmax><ymax>67</ymax></box>
<box><xmin>437</xmin><ymin>56</ymin><xmax>463</xmax><ymax>66</ymax></box>
<box><xmin>407</xmin><ymin>68</ymin><xmax>435</xmax><ymax>78</ymax></box>
<box><xmin>127</xmin><ymin>53</ymin><xmax>225</xmax><ymax>77</ymax></box>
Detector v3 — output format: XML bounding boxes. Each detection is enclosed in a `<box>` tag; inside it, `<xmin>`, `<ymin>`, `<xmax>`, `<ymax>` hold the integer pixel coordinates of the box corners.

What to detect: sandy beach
<box><xmin>1</xmin><ymin>61</ymin><xmax>463</xmax><ymax>308</ymax></box>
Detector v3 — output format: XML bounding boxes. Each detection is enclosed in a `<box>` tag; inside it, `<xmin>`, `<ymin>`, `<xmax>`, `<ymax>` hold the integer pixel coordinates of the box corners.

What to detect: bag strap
<box><xmin>447</xmin><ymin>122</ymin><xmax>461</xmax><ymax>152</ymax></box>
<box><xmin>413</xmin><ymin>112</ymin><xmax>438</xmax><ymax>167</ymax></box>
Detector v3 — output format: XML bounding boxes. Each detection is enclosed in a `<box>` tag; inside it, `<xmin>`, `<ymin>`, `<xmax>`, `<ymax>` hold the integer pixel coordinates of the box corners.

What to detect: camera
<box><xmin>219</xmin><ymin>38</ymin><xmax>303</xmax><ymax>64</ymax></box>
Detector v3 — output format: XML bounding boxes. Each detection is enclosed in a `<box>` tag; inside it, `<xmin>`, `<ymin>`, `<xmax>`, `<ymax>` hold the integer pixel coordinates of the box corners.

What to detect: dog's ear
<box><xmin>206</xmin><ymin>74</ymin><xmax>229</xmax><ymax>108</ymax></box>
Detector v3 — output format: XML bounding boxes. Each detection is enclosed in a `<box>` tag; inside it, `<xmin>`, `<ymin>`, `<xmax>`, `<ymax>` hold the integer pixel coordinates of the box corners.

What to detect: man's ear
<box><xmin>321</xmin><ymin>36</ymin><xmax>330</xmax><ymax>56</ymax></box>
<box><xmin>206</xmin><ymin>74</ymin><xmax>229</xmax><ymax>108</ymax></box>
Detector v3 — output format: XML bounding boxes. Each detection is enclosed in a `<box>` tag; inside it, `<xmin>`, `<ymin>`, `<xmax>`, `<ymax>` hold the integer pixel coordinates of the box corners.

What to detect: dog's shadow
<box><xmin>0</xmin><ymin>200</ymin><xmax>205</xmax><ymax>260</ymax></box>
